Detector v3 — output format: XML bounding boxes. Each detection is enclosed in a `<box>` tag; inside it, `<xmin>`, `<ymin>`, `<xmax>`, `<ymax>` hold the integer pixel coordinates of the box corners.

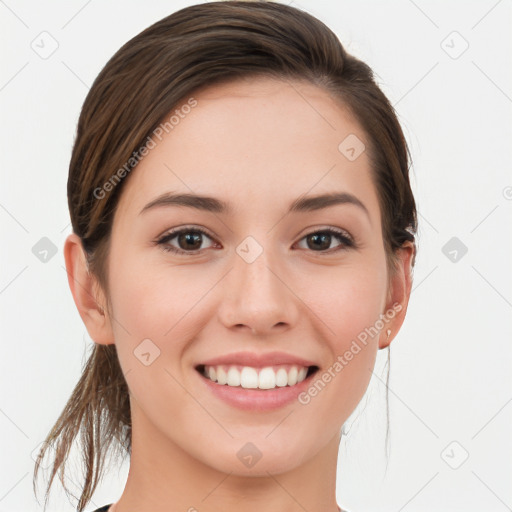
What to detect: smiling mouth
<box><xmin>195</xmin><ymin>364</ymin><xmax>319</xmax><ymax>390</ymax></box>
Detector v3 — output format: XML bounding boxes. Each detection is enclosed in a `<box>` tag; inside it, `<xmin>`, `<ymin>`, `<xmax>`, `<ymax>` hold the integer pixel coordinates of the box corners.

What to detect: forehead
<box><xmin>115</xmin><ymin>76</ymin><xmax>380</xmax><ymax>223</ymax></box>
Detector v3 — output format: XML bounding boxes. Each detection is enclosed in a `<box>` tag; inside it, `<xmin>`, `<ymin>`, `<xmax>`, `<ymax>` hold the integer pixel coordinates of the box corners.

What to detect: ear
<box><xmin>379</xmin><ymin>240</ymin><xmax>415</xmax><ymax>349</ymax></box>
<box><xmin>63</xmin><ymin>233</ymin><xmax>115</xmax><ymax>345</ymax></box>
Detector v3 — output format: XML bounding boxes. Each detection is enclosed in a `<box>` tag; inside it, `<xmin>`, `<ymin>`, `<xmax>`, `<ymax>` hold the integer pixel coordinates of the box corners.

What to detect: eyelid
<box><xmin>297</xmin><ymin>225</ymin><xmax>354</xmax><ymax>244</ymax></box>
<box><xmin>156</xmin><ymin>224</ymin><xmax>216</xmax><ymax>241</ymax></box>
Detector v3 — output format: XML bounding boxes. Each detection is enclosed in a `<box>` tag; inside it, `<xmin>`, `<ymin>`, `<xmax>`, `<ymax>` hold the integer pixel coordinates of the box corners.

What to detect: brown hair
<box><xmin>33</xmin><ymin>1</ymin><xmax>417</xmax><ymax>510</ymax></box>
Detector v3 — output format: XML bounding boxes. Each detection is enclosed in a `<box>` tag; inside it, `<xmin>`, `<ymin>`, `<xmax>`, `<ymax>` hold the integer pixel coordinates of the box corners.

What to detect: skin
<box><xmin>65</xmin><ymin>77</ymin><xmax>414</xmax><ymax>512</ymax></box>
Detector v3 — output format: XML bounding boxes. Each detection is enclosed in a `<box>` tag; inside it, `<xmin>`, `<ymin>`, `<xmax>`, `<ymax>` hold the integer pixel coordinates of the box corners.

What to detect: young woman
<box><xmin>33</xmin><ymin>2</ymin><xmax>417</xmax><ymax>511</ymax></box>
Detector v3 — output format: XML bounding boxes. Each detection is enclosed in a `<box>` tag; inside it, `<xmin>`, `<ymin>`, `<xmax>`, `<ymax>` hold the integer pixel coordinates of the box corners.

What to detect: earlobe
<box><xmin>63</xmin><ymin>233</ymin><xmax>115</xmax><ymax>345</ymax></box>
<box><xmin>379</xmin><ymin>241</ymin><xmax>415</xmax><ymax>349</ymax></box>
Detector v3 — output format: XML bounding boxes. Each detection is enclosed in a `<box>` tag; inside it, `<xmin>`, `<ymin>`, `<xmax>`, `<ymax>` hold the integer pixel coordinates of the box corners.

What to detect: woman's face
<box><xmin>99</xmin><ymin>77</ymin><xmax>411</xmax><ymax>476</ymax></box>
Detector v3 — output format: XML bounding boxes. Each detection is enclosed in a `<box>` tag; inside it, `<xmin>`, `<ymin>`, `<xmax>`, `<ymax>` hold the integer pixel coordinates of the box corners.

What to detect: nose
<box><xmin>217</xmin><ymin>242</ymin><xmax>300</xmax><ymax>336</ymax></box>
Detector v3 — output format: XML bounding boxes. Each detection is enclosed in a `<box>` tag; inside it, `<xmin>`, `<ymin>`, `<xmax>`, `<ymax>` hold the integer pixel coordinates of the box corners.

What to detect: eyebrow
<box><xmin>139</xmin><ymin>191</ymin><xmax>370</xmax><ymax>219</ymax></box>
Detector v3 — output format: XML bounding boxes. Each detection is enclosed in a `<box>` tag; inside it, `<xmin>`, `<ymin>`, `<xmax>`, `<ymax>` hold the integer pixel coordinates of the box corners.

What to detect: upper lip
<box><xmin>196</xmin><ymin>351</ymin><xmax>318</xmax><ymax>369</ymax></box>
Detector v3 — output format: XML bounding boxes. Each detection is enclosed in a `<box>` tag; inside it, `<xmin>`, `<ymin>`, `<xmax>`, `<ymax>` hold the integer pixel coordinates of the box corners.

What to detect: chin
<box><xmin>196</xmin><ymin>435</ymin><xmax>317</xmax><ymax>477</ymax></box>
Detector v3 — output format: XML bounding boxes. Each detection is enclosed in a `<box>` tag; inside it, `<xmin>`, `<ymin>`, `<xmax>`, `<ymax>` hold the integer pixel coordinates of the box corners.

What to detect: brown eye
<box><xmin>156</xmin><ymin>227</ymin><xmax>216</xmax><ymax>254</ymax></box>
<box><xmin>177</xmin><ymin>232</ymin><xmax>203</xmax><ymax>251</ymax></box>
<box><xmin>296</xmin><ymin>228</ymin><xmax>354</xmax><ymax>253</ymax></box>
<box><xmin>306</xmin><ymin>233</ymin><xmax>331</xmax><ymax>251</ymax></box>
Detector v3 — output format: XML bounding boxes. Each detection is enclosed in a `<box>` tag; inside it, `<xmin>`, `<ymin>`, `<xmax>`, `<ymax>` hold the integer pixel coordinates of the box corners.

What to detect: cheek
<box><xmin>106</xmin><ymin>259</ymin><xmax>210</xmax><ymax>425</ymax></box>
<box><xmin>107</xmin><ymin>254</ymin><xmax>221</xmax><ymax>379</ymax></box>
<box><xmin>302</xmin><ymin>258</ymin><xmax>388</xmax><ymax>345</ymax></box>
<box><xmin>109</xmin><ymin>252</ymin><xmax>210</xmax><ymax>336</ymax></box>
<box><xmin>295</xmin><ymin>260</ymin><xmax>387</xmax><ymax>415</ymax></box>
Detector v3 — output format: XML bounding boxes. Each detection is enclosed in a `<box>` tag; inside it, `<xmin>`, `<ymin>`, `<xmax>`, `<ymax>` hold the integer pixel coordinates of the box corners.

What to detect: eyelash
<box><xmin>154</xmin><ymin>225</ymin><xmax>356</xmax><ymax>255</ymax></box>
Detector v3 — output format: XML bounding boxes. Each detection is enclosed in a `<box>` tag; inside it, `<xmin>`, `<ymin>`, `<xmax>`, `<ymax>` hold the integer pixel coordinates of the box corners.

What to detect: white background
<box><xmin>1</xmin><ymin>1</ymin><xmax>511</xmax><ymax>511</ymax></box>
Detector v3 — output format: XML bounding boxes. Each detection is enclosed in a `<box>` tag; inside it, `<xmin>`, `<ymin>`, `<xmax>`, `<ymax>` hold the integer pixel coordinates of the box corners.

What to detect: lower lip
<box><xmin>196</xmin><ymin>369</ymin><xmax>317</xmax><ymax>411</ymax></box>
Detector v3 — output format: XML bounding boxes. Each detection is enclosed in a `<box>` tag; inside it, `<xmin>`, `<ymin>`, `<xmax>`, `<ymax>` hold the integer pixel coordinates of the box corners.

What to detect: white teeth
<box><xmin>216</xmin><ymin>367</ymin><xmax>227</xmax><ymax>385</ymax></box>
<box><xmin>227</xmin><ymin>367</ymin><xmax>241</xmax><ymax>387</ymax></box>
<box><xmin>288</xmin><ymin>366</ymin><xmax>298</xmax><ymax>386</ymax></box>
<box><xmin>240</xmin><ymin>367</ymin><xmax>259</xmax><ymax>389</ymax></box>
<box><xmin>202</xmin><ymin>364</ymin><xmax>313</xmax><ymax>390</ymax></box>
<box><xmin>275</xmin><ymin>368</ymin><xmax>288</xmax><ymax>387</ymax></box>
<box><xmin>258</xmin><ymin>367</ymin><xmax>276</xmax><ymax>389</ymax></box>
